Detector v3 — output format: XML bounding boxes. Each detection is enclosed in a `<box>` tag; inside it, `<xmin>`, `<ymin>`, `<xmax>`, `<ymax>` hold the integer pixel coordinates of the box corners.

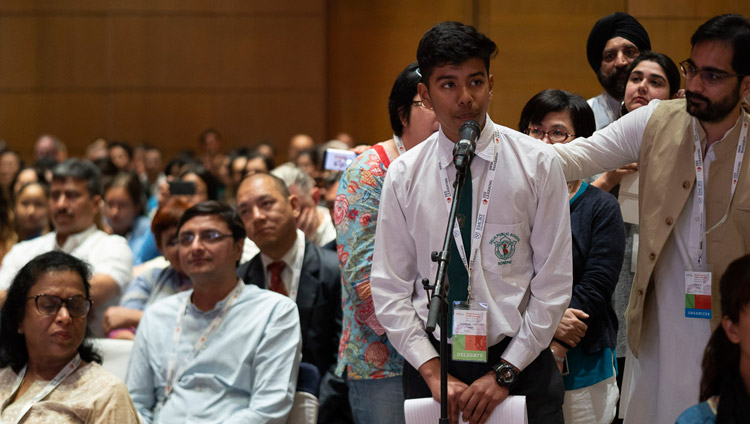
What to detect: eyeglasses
<box><xmin>680</xmin><ymin>60</ymin><xmax>745</xmax><ymax>86</ymax></box>
<box><xmin>27</xmin><ymin>294</ymin><xmax>92</xmax><ymax>318</ymax></box>
<box><xmin>178</xmin><ymin>229</ymin><xmax>234</xmax><ymax>247</ymax></box>
<box><xmin>524</xmin><ymin>127</ymin><xmax>574</xmax><ymax>143</ymax></box>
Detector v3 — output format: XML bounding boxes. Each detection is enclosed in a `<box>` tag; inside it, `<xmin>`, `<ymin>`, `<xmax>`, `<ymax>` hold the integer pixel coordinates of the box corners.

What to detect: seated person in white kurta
<box><xmin>0</xmin><ymin>159</ymin><xmax>133</xmax><ymax>338</ymax></box>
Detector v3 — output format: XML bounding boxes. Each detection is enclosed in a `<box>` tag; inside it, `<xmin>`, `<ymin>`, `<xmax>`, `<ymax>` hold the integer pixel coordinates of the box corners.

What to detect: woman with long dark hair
<box><xmin>0</xmin><ymin>251</ymin><xmax>138</xmax><ymax>422</ymax></box>
<box><xmin>677</xmin><ymin>254</ymin><xmax>750</xmax><ymax>423</ymax></box>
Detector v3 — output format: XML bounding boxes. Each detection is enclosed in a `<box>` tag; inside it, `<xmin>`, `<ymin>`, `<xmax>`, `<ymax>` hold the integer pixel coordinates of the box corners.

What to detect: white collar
<box><xmin>55</xmin><ymin>224</ymin><xmax>98</xmax><ymax>252</ymax></box>
<box><xmin>260</xmin><ymin>229</ymin><xmax>305</xmax><ymax>272</ymax></box>
<box><xmin>437</xmin><ymin>114</ymin><xmax>497</xmax><ymax>168</ymax></box>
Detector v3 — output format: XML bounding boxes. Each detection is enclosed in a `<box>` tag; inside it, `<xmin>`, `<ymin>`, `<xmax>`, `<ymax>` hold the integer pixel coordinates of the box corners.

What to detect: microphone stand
<box><xmin>423</xmin><ymin>160</ymin><xmax>471</xmax><ymax>424</ymax></box>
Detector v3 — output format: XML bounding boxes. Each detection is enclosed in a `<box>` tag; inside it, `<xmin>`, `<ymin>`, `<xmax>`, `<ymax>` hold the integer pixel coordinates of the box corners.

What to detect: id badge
<box><xmin>685</xmin><ymin>271</ymin><xmax>712</xmax><ymax>319</ymax></box>
<box><xmin>451</xmin><ymin>301</ymin><xmax>488</xmax><ymax>362</ymax></box>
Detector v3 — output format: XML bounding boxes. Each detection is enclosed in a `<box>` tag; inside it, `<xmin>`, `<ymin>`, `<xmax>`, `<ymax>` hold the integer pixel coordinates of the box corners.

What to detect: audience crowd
<box><xmin>0</xmin><ymin>11</ymin><xmax>749</xmax><ymax>424</ymax></box>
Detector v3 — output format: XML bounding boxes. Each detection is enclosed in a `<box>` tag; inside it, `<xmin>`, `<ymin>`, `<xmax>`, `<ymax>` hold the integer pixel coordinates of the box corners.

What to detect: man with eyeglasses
<box><xmin>0</xmin><ymin>159</ymin><xmax>132</xmax><ymax>337</ymax></box>
<box><xmin>586</xmin><ymin>12</ymin><xmax>651</xmax><ymax>130</ymax></box>
<box><xmin>553</xmin><ymin>14</ymin><xmax>750</xmax><ymax>424</ymax></box>
<box><xmin>235</xmin><ymin>172</ymin><xmax>342</xmax><ymax>417</ymax></box>
<box><xmin>125</xmin><ymin>200</ymin><xmax>302</xmax><ymax>423</ymax></box>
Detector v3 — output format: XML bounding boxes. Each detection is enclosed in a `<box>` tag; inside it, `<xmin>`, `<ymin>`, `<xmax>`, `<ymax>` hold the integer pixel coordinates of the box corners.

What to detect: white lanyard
<box><xmin>394</xmin><ymin>135</ymin><xmax>407</xmax><ymax>155</ymax></box>
<box><xmin>691</xmin><ymin>117</ymin><xmax>747</xmax><ymax>266</ymax></box>
<box><xmin>438</xmin><ymin>128</ymin><xmax>500</xmax><ymax>300</ymax></box>
<box><xmin>163</xmin><ymin>281</ymin><xmax>243</xmax><ymax>401</ymax></box>
<box><xmin>1</xmin><ymin>354</ymin><xmax>81</xmax><ymax>424</ymax></box>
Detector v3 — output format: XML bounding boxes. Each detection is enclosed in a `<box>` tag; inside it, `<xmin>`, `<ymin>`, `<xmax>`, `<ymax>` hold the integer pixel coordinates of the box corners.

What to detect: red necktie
<box><xmin>268</xmin><ymin>261</ymin><xmax>288</xmax><ymax>296</ymax></box>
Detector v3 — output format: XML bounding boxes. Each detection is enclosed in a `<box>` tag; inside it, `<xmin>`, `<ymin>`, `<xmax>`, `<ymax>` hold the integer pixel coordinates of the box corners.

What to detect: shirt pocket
<box><xmin>481</xmin><ymin>222</ymin><xmax>531</xmax><ymax>287</ymax></box>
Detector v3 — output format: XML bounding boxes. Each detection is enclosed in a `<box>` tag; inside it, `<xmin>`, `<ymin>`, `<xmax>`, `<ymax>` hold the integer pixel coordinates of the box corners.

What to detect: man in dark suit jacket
<box><xmin>235</xmin><ymin>172</ymin><xmax>341</xmax><ymax>381</ymax></box>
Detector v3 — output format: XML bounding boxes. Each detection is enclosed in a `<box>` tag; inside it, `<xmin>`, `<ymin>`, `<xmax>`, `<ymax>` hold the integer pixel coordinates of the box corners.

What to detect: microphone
<box><xmin>453</xmin><ymin>120</ymin><xmax>480</xmax><ymax>170</ymax></box>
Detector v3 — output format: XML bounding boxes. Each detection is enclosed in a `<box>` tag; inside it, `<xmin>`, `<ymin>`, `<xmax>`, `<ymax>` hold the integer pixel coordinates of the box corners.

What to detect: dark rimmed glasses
<box><xmin>524</xmin><ymin>127</ymin><xmax>574</xmax><ymax>143</ymax></box>
<box><xmin>178</xmin><ymin>229</ymin><xmax>234</xmax><ymax>247</ymax></box>
<box><xmin>679</xmin><ymin>60</ymin><xmax>746</xmax><ymax>86</ymax></box>
<box><xmin>27</xmin><ymin>294</ymin><xmax>92</xmax><ymax>318</ymax></box>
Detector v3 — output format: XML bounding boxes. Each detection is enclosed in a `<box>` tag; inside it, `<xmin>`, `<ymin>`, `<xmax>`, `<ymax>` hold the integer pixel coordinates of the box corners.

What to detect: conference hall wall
<box><xmin>0</xmin><ymin>1</ymin><xmax>327</xmax><ymax>162</ymax></box>
<box><xmin>328</xmin><ymin>0</ymin><xmax>750</xmax><ymax>144</ymax></box>
<box><xmin>1</xmin><ymin>1</ymin><xmax>748</xmax><ymax>162</ymax></box>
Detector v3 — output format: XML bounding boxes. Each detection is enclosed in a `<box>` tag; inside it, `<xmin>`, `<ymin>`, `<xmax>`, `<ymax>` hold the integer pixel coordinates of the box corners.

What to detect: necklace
<box><xmin>567</xmin><ymin>180</ymin><xmax>581</xmax><ymax>198</ymax></box>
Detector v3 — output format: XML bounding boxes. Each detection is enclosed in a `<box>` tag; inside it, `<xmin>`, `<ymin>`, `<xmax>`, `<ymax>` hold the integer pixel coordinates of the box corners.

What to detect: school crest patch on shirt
<box><xmin>490</xmin><ymin>233</ymin><xmax>519</xmax><ymax>265</ymax></box>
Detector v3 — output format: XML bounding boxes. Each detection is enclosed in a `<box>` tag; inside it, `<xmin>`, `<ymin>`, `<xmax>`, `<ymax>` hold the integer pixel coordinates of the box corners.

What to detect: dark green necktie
<box><xmin>445</xmin><ymin>166</ymin><xmax>472</xmax><ymax>336</ymax></box>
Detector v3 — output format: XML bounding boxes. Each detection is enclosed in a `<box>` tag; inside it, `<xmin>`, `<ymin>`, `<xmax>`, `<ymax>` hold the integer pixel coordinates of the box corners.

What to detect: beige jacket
<box><xmin>555</xmin><ymin>99</ymin><xmax>750</xmax><ymax>356</ymax></box>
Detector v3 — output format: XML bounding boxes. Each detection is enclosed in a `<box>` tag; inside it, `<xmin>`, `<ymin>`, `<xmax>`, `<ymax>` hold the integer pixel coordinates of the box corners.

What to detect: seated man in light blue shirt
<box><xmin>126</xmin><ymin>200</ymin><xmax>302</xmax><ymax>424</ymax></box>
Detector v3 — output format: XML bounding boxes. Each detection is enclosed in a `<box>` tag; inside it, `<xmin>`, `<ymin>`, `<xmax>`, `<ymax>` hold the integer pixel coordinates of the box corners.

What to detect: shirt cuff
<box><xmin>404</xmin><ymin>335</ymin><xmax>439</xmax><ymax>370</ymax></box>
<box><xmin>501</xmin><ymin>338</ymin><xmax>537</xmax><ymax>372</ymax></box>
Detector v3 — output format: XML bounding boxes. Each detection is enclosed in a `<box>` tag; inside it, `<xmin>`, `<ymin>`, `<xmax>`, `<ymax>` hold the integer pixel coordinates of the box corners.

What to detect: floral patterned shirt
<box><xmin>334</xmin><ymin>144</ymin><xmax>404</xmax><ymax>380</ymax></box>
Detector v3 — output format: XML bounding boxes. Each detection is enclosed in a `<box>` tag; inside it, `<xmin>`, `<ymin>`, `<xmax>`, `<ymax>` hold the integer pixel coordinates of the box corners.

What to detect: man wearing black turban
<box><xmin>586</xmin><ymin>12</ymin><xmax>651</xmax><ymax>129</ymax></box>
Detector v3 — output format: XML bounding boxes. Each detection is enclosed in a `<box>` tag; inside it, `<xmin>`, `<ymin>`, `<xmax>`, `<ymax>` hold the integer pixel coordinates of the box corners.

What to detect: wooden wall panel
<box><xmin>1</xmin><ymin>2</ymin><xmax>749</xmax><ymax>164</ymax></box>
<box><xmin>326</xmin><ymin>1</ymin><xmax>750</xmax><ymax>143</ymax></box>
<box><xmin>629</xmin><ymin>0</ymin><xmax>750</xmax><ymax>18</ymax></box>
<box><xmin>0</xmin><ymin>17</ymin><xmax>37</xmax><ymax>89</ymax></box>
<box><xmin>0</xmin><ymin>2</ymin><xmax>326</xmax><ymax>163</ymax></box>
<box><xmin>482</xmin><ymin>1</ymin><xmax>628</xmax><ymax>127</ymax></box>
<box><xmin>326</xmin><ymin>1</ymin><xmax>474</xmax><ymax>145</ymax></box>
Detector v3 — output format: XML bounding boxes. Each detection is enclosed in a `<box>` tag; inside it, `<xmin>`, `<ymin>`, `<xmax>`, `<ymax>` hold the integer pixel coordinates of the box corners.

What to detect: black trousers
<box><xmin>403</xmin><ymin>335</ymin><xmax>564</xmax><ymax>424</ymax></box>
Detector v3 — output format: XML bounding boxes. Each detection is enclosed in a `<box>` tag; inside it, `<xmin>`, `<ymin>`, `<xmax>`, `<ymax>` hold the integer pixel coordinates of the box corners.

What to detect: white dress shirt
<box><xmin>260</xmin><ymin>229</ymin><xmax>305</xmax><ymax>302</ymax></box>
<box><xmin>588</xmin><ymin>91</ymin><xmax>622</xmax><ymax>130</ymax></box>
<box><xmin>370</xmin><ymin>115</ymin><xmax>572</xmax><ymax>372</ymax></box>
<box><xmin>0</xmin><ymin>224</ymin><xmax>133</xmax><ymax>336</ymax></box>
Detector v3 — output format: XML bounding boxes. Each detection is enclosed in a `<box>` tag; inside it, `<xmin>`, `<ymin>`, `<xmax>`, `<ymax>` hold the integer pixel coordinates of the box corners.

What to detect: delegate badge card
<box><xmin>452</xmin><ymin>301</ymin><xmax>488</xmax><ymax>362</ymax></box>
<box><xmin>685</xmin><ymin>271</ymin><xmax>712</xmax><ymax>319</ymax></box>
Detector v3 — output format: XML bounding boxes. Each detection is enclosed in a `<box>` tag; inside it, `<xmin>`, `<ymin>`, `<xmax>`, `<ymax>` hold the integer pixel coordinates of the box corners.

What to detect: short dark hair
<box><xmin>294</xmin><ymin>148</ymin><xmax>320</xmax><ymax>169</ymax></box>
<box><xmin>9</xmin><ymin>166</ymin><xmax>45</xmax><ymax>200</ymax></box>
<box><xmin>247</xmin><ymin>151</ymin><xmax>274</xmax><ymax>173</ymax></box>
<box><xmin>51</xmin><ymin>159</ymin><xmax>103</xmax><ymax>197</ymax></box>
<box><xmin>417</xmin><ymin>21</ymin><xmax>498</xmax><ymax>86</ymax></box>
<box><xmin>0</xmin><ymin>251</ymin><xmax>101</xmax><ymax>372</ymax></box>
<box><xmin>179</xmin><ymin>164</ymin><xmax>220</xmax><ymax>201</ymax></box>
<box><xmin>177</xmin><ymin>200</ymin><xmax>245</xmax><ymax>243</ymax></box>
<box><xmin>14</xmin><ymin>180</ymin><xmax>50</xmax><ymax>205</ymax></box>
<box><xmin>627</xmin><ymin>51</ymin><xmax>681</xmax><ymax>98</ymax></box>
<box><xmin>518</xmin><ymin>89</ymin><xmax>596</xmax><ymax>139</ymax></box>
<box><xmin>108</xmin><ymin>140</ymin><xmax>133</xmax><ymax>160</ymax></box>
<box><xmin>104</xmin><ymin>171</ymin><xmax>146</xmax><ymax>216</ymax></box>
<box><xmin>388</xmin><ymin>62</ymin><xmax>423</xmax><ymax>137</ymax></box>
<box><xmin>699</xmin><ymin>254</ymin><xmax>750</xmax><ymax>402</ymax></box>
<box><xmin>691</xmin><ymin>14</ymin><xmax>750</xmax><ymax>76</ymax></box>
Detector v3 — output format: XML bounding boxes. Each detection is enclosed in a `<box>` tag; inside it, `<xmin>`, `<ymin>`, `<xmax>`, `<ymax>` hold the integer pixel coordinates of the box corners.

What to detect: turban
<box><xmin>587</xmin><ymin>12</ymin><xmax>651</xmax><ymax>73</ymax></box>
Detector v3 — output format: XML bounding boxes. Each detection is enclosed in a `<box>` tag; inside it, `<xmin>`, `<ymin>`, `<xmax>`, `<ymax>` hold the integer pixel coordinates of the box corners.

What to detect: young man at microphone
<box><xmin>370</xmin><ymin>22</ymin><xmax>572</xmax><ymax>424</ymax></box>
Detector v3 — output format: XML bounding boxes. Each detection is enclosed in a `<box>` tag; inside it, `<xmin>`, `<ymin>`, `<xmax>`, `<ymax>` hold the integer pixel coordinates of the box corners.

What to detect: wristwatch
<box><xmin>492</xmin><ymin>362</ymin><xmax>518</xmax><ymax>388</ymax></box>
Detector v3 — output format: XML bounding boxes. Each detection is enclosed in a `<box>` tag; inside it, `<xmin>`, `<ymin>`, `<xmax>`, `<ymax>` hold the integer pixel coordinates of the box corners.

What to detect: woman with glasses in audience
<box><xmin>102</xmin><ymin>197</ymin><xmax>192</xmax><ymax>339</ymax></box>
<box><xmin>677</xmin><ymin>254</ymin><xmax>750</xmax><ymax>423</ymax></box>
<box><xmin>0</xmin><ymin>251</ymin><xmax>138</xmax><ymax>423</ymax></box>
<box><xmin>13</xmin><ymin>182</ymin><xmax>50</xmax><ymax>242</ymax></box>
<box><xmin>519</xmin><ymin>89</ymin><xmax>626</xmax><ymax>424</ymax></box>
